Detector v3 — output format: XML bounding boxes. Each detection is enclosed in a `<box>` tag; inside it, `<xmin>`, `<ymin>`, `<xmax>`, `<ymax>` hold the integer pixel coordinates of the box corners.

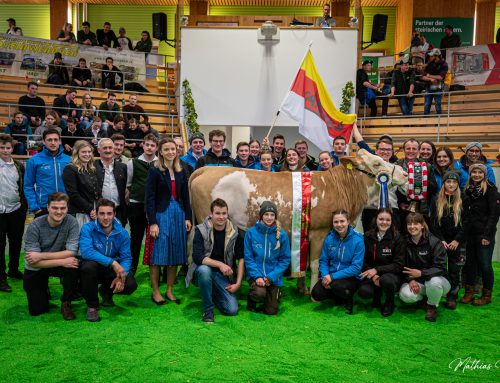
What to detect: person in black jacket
<box><xmin>95</xmin><ymin>138</ymin><xmax>127</xmax><ymax>226</ymax></box>
<box><xmin>53</xmin><ymin>88</ymin><xmax>78</xmax><ymax>122</ymax></box>
<box><xmin>145</xmin><ymin>138</ymin><xmax>192</xmax><ymax>305</ymax></box>
<box><xmin>96</xmin><ymin>22</ymin><xmax>119</xmax><ymax>49</ymax></box>
<box><xmin>388</xmin><ymin>57</ymin><xmax>415</xmax><ymax>115</ymax></box>
<box><xmin>359</xmin><ymin>208</ymin><xmax>405</xmax><ymax>317</ymax></box>
<box><xmin>460</xmin><ymin>163</ymin><xmax>499</xmax><ymax>306</ymax></box>
<box><xmin>101</xmin><ymin>57</ymin><xmax>123</xmax><ymax>90</ymax></box>
<box><xmin>430</xmin><ymin>170</ymin><xmax>466</xmax><ymax>310</ymax></box>
<box><xmin>62</xmin><ymin>140</ymin><xmax>101</xmax><ymax>227</ymax></box>
<box><xmin>195</xmin><ymin>130</ymin><xmax>236</xmax><ymax>169</ymax></box>
<box><xmin>61</xmin><ymin>118</ymin><xmax>85</xmax><ymax>155</ymax></box>
<box><xmin>399</xmin><ymin>212</ymin><xmax>450</xmax><ymax>322</ymax></box>
<box><xmin>71</xmin><ymin>58</ymin><xmax>92</xmax><ymax>88</ymax></box>
<box><xmin>46</xmin><ymin>52</ymin><xmax>69</xmax><ymax>86</ymax></box>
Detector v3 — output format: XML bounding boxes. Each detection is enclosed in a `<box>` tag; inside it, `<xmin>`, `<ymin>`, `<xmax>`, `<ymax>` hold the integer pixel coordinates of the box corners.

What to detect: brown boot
<box><xmin>460</xmin><ymin>285</ymin><xmax>476</xmax><ymax>304</ymax></box>
<box><xmin>61</xmin><ymin>302</ymin><xmax>76</xmax><ymax>321</ymax></box>
<box><xmin>444</xmin><ymin>293</ymin><xmax>457</xmax><ymax>310</ymax></box>
<box><xmin>425</xmin><ymin>304</ymin><xmax>438</xmax><ymax>322</ymax></box>
<box><xmin>296</xmin><ymin>277</ymin><xmax>309</xmax><ymax>295</ymax></box>
<box><xmin>472</xmin><ymin>289</ymin><xmax>492</xmax><ymax>306</ymax></box>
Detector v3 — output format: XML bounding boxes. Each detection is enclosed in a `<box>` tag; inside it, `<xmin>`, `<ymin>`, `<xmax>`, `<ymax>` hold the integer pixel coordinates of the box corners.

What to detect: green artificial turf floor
<box><xmin>1</xmin><ymin>262</ymin><xmax>499</xmax><ymax>383</ymax></box>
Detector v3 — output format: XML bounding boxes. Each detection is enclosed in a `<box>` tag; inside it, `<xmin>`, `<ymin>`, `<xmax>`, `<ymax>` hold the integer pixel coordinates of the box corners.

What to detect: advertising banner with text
<box><xmin>0</xmin><ymin>33</ymin><xmax>146</xmax><ymax>86</ymax></box>
<box><xmin>413</xmin><ymin>18</ymin><xmax>474</xmax><ymax>49</ymax></box>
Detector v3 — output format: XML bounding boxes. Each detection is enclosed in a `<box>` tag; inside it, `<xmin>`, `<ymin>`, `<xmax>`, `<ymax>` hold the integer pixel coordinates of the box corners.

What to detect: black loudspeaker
<box><xmin>152</xmin><ymin>12</ymin><xmax>167</xmax><ymax>40</ymax></box>
<box><xmin>371</xmin><ymin>14</ymin><xmax>388</xmax><ymax>43</ymax></box>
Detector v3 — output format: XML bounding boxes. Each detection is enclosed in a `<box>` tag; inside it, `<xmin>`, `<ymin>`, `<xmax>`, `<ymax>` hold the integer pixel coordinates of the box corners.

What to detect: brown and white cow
<box><xmin>189</xmin><ymin>149</ymin><xmax>407</xmax><ymax>289</ymax></box>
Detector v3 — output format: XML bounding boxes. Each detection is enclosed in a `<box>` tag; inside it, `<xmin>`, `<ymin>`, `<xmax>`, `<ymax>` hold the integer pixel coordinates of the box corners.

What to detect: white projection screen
<box><xmin>180</xmin><ymin>27</ymin><xmax>358</xmax><ymax>127</ymax></box>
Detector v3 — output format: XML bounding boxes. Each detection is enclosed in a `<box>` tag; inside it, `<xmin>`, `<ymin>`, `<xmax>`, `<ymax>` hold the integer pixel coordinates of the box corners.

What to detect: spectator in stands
<box><xmin>186</xmin><ymin>198</ymin><xmax>245</xmax><ymax>322</ymax></box>
<box><xmin>318</xmin><ymin>151</ymin><xmax>334</xmax><ymax>171</ymax></box>
<box><xmin>61</xmin><ymin>117</ymin><xmax>84</xmax><ymax>155</ymax></box>
<box><xmin>245</xmin><ymin>201</ymin><xmax>290</xmax><ymax>315</ymax></box>
<box><xmin>122</xmin><ymin>95</ymin><xmax>148</xmax><ymax>124</ymax></box>
<box><xmin>95</xmin><ymin>138</ymin><xmax>128</xmax><ymax>225</ymax></box>
<box><xmin>389</xmin><ymin>57</ymin><xmax>415</xmax><ymax>115</ymax></box>
<box><xmin>84</xmin><ymin>117</ymin><xmax>106</xmax><ymax>154</ymax></box>
<box><xmin>181</xmin><ymin>132</ymin><xmax>207</xmax><ymax>169</ymax></box>
<box><xmin>79</xmin><ymin>93</ymin><xmax>97</xmax><ymax>130</ymax></box>
<box><xmin>413</xmin><ymin>61</ymin><xmax>427</xmax><ymax>94</ymax></box>
<box><xmin>71</xmin><ymin>58</ymin><xmax>92</xmax><ymax>88</ymax></box>
<box><xmin>315</xmin><ymin>3</ymin><xmax>336</xmax><ymax>27</ymax></box>
<box><xmin>249</xmin><ymin>139</ymin><xmax>261</xmax><ymax>161</ymax></box>
<box><xmin>126</xmin><ymin>134</ymin><xmax>158</xmax><ymax>275</ymax></box>
<box><xmin>422</xmin><ymin>48</ymin><xmax>448</xmax><ymax>115</ymax></box>
<box><xmin>47</xmin><ymin>52</ymin><xmax>70</xmax><ymax>86</ymax></box>
<box><xmin>23</xmin><ymin>192</ymin><xmax>80</xmax><ymax>320</ymax></box>
<box><xmin>124</xmin><ymin>118</ymin><xmax>144</xmax><ymax>158</ymax></box>
<box><xmin>96</xmin><ymin>22</ymin><xmax>119</xmax><ymax>49</ymax></box>
<box><xmin>53</xmin><ymin>88</ymin><xmax>78</xmax><ymax>122</ymax></box>
<box><xmin>62</xmin><ymin>140</ymin><xmax>101</xmax><ymax>228</ymax></box>
<box><xmin>80</xmin><ymin>198</ymin><xmax>137</xmax><ymax>322</ymax></box>
<box><xmin>459</xmin><ymin>142</ymin><xmax>496</xmax><ymax>185</ymax></box>
<box><xmin>356</xmin><ymin>60</ymin><xmax>385</xmax><ymax>117</ymax></box>
<box><xmin>195</xmin><ymin>130</ymin><xmax>236</xmax><ymax>168</ymax></box>
<box><xmin>254</xmin><ymin>149</ymin><xmax>276</xmax><ymax>172</ymax></box>
<box><xmin>101</xmin><ymin>57</ymin><xmax>123</xmax><ymax>90</ymax></box>
<box><xmin>0</xmin><ymin>134</ymin><xmax>27</xmax><ymax>292</ymax></box>
<box><xmin>18</xmin><ymin>82</ymin><xmax>46</xmax><ymax>128</ymax></box>
<box><xmin>410</xmin><ymin>31</ymin><xmax>423</xmax><ymax>64</ymax></box>
<box><xmin>77</xmin><ymin>21</ymin><xmax>97</xmax><ymax>46</ymax></box>
<box><xmin>34</xmin><ymin>111</ymin><xmax>61</xmax><ymax>147</ymax></box>
<box><xmin>439</xmin><ymin>25</ymin><xmax>461</xmax><ymax>57</ymax></box>
<box><xmin>134</xmin><ymin>31</ymin><xmax>153</xmax><ymax>54</ymax></box>
<box><xmin>4</xmin><ymin>111</ymin><xmax>32</xmax><ymax>155</ymax></box>
<box><xmin>419</xmin><ymin>140</ymin><xmax>436</xmax><ymax>164</ymax></box>
<box><xmin>99</xmin><ymin>92</ymin><xmax>121</xmax><ymax>131</ymax></box>
<box><xmin>281</xmin><ymin>148</ymin><xmax>310</xmax><ymax>172</ymax></box>
<box><xmin>117</xmin><ymin>27</ymin><xmax>133</xmax><ymax>50</ymax></box>
<box><xmin>295</xmin><ymin>140</ymin><xmax>318</xmax><ymax>170</ymax></box>
<box><xmin>106</xmin><ymin>115</ymin><xmax>126</xmax><ymax>139</ymax></box>
<box><xmin>6</xmin><ymin>18</ymin><xmax>22</xmax><ymax>36</ymax></box>
<box><xmin>57</xmin><ymin>22</ymin><xmax>76</xmax><ymax>44</ymax></box>
<box><xmin>399</xmin><ymin>212</ymin><xmax>450</xmax><ymax>322</ymax></box>
<box><xmin>111</xmin><ymin>133</ymin><xmax>129</xmax><ymax>163</ymax></box>
<box><xmin>139</xmin><ymin>121</ymin><xmax>159</xmax><ymax>139</ymax></box>
<box><xmin>235</xmin><ymin>142</ymin><xmax>256</xmax><ymax>169</ymax></box>
<box><xmin>145</xmin><ymin>138</ymin><xmax>192</xmax><ymax>305</ymax></box>
<box><xmin>330</xmin><ymin>135</ymin><xmax>347</xmax><ymax>166</ymax></box>
<box><xmin>433</xmin><ymin>147</ymin><xmax>468</xmax><ymax>190</ymax></box>
<box><xmin>24</xmin><ymin>128</ymin><xmax>71</xmax><ymax>217</ymax></box>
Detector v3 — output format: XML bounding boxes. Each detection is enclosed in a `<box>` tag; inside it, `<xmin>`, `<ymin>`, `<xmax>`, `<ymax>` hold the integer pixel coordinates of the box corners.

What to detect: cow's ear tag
<box><xmin>346</xmin><ymin>163</ymin><xmax>353</xmax><ymax>170</ymax></box>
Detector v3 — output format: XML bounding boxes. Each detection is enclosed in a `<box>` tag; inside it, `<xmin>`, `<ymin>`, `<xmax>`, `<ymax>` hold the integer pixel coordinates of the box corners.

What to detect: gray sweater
<box><xmin>24</xmin><ymin>214</ymin><xmax>79</xmax><ymax>271</ymax></box>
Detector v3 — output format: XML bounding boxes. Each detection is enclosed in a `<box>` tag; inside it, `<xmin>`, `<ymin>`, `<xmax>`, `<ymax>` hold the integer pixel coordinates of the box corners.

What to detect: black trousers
<box><xmin>80</xmin><ymin>260</ymin><xmax>137</xmax><ymax>308</ymax></box>
<box><xmin>311</xmin><ymin>277</ymin><xmax>358</xmax><ymax>302</ymax></box>
<box><xmin>357</xmin><ymin>273</ymin><xmax>401</xmax><ymax>301</ymax></box>
<box><xmin>0</xmin><ymin>207</ymin><xmax>26</xmax><ymax>278</ymax></box>
<box><xmin>361</xmin><ymin>208</ymin><xmax>400</xmax><ymax>234</ymax></box>
<box><xmin>127</xmin><ymin>203</ymin><xmax>148</xmax><ymax>271</ymax></box>
<box><xmin>23</xmin><ymin>267</ymin><xmax>79</xmax><ymax>316</ymax></box>
<box><xmin>248</xmin><ymin>279</ymin><xmax>280</xmax><ymax>315</ymax></box>
<box><xmin>446</xmin><ymin>247</ymin><xmax>466</xmax><ymax>295</ymax></box>
<box><xmin>116</xmin><ymin>205</ymin><xmax>127</xmax><ymax>228</ymax></box>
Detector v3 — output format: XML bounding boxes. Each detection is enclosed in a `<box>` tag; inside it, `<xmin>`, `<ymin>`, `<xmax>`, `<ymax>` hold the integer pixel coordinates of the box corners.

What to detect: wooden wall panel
<box><xmin>50</xmin><ymin>0</ymin><xmax>67</xmax><ymax>40</ymax></box>
<box><xmin>395</xmin><ymin>0</ymin><xmax>413</xmax><ymax>55</ymax></box>
<box><xmin>475</xmin><ymin>0</ymin><xmax>497</xmax><ymax>44</ymax></box>
<box><xmin>413</xmin><ymin>0</ymin><xmax>475</xmax><ymax>18</ymax></box>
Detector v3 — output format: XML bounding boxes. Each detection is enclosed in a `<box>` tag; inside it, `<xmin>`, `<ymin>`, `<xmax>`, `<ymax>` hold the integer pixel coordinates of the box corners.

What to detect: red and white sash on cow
<box><xmin>290</xmin><ymin>172</ymin><xmax>312</xmax><ymax>278</ymax></box>
<box><xmin>407</xmin><ymin>162</ymin><xmax>428</xmax><ymax>212</ymax></box>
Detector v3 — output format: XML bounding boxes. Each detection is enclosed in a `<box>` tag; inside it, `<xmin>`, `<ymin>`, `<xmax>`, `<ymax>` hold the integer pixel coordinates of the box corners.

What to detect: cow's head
<box><xmin>340</xmin><ymin>149</ymin><xmax>407</xmax><ymax>186</ymax></box>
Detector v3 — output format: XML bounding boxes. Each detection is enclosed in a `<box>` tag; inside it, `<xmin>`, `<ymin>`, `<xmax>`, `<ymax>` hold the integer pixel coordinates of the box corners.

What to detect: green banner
<box><xmin>413</xmin><ymin>17</ymin><xmax>474</xmax><ymax>49</ymax></box>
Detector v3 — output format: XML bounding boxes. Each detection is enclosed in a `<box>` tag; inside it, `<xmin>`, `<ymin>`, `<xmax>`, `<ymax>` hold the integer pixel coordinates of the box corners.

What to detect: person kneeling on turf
<box><xmin>79</xmin><ymin>198</ymin><xmax>137</xmax><ymax>322</ymax></box>
<box><xmin>185</xmin><ymin>198</ymin><xmax>245</xmax><ymax>323</ymax></box>
<box><xmin>23</xmin><ymin>192</ymin><xmax>80</xmax><ymax>320</ymax></box>
<box><xmin>244</xmin><ymin>201</ymin><xmax>291</xmax><ymax>315</ymax></box>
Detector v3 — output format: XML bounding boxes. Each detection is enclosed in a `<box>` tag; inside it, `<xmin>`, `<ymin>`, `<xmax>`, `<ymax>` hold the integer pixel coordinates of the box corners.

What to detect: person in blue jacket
<box><xmin>79</xmin><ymin>198</ymin><xmax>137</xmax><ymax>322</ymax></box>
<box><xmin>4</xmin><ymin>111</ymin><xmax>33</xmax><ymax>155</ymax></box>
<box><xmin>23</xmin><ymin>128</ymin><xmax>71</xmax><ymax>217</ymax></box>
<box><xmin>433</xmin><ymin>147</ymin><xmax>468</xmax><ymax>190</ymax></box>
<box><xmin>311</xmin><ymin>209</ymin><xmax>364</xmax><ymax>314</ymax></box>
<box><xmin>244</xmin><ymin>201</ymin><xmax>291</xmax><ymax>315</ymax></box>
<box><xmin>180</xmin><ymin>132</ymin><xmax>207</xmax><ymax>169</ymax></box>
<box><xmin>253</xmin><ymin>149</ymin><xmax>278</xmax><ymax>172</ymax></box>
<box><xmin>459</xmin><ymin>142</ymin><xmax>496</xmax><ymax>185</ymax></box>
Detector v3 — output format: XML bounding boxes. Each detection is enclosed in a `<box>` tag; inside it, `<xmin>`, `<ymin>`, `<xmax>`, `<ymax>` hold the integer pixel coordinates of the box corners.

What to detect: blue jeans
<box><xmin>465</xmin><ymin>236</ymin><xmax>495</xmax><ymax>290</ymax></box>
<box><xmin>397</xmin><ymin>96</ymin><xmax>415</xmax><ymax>115</ymax></box>
<box><xmin>424</xmin><ymin>90</ymin><xmax>442</xmax><ymax>115</ymax></box>
<box><xmin>195</xmin><ymin>265</ymin><xmax>239</xmax><ymax>315</ymax></box>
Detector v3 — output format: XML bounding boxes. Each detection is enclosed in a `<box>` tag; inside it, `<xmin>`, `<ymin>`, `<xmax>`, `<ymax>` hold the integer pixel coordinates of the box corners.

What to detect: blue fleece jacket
<box><xmin>180</xmin><ymin>148</ymin><xmax>207</xmax><ymax>169</ymax></box>
<box><xmin>244</xmin><ymin>220</ymin><xmax>291</xmax><ymax>287</ymax></box>
<box><xmin>433</xmin><ymin>160</ymin><xmax>468</xmax><ymax>190</ymax></box>
<box><xmin>319</xmin><ymin>226</ymin><xmax>364</xmax><ymax>280</ymax></box>
<box><xmin>80</xmin><ymin>218</ymin><xmax>132</xmax><ymax>274</ymax></box>
<box><xmin>23</xmin><ymin>145</ymin><xmax>71</xmax><ymax>212</ymax></box>
<box><xmin>254</xmin><ymin>163</ymin><xmax>278</xmax><ymax>172</ymax></box>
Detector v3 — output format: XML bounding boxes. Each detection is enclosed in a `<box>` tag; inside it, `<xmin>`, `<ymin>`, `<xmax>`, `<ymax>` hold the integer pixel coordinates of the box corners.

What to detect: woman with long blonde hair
<box><xmin>80</xmin><ymin>93</ymin><xmax>97</xmax><ymax>130</ymax></box>
<box><xmin>62</xmin><ymin>140</ymin><xmax>100</xmax><ymax>227</ymax></box>
<box><xmin>430</xmin><ymin>170</ymin><xmax>465</xmax><ymax>309</ymax></box>
<box><xmin>145</xmin><ymin>138</ymin><xmax>192</xmax><ymax>305</ymax></box>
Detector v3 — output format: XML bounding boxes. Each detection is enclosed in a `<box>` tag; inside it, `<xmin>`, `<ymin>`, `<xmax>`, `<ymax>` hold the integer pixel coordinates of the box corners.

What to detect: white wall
<box><xmin>181</xmin><ymin>27</ymin><xmax>358</xmax><ymax>128</ymax></box>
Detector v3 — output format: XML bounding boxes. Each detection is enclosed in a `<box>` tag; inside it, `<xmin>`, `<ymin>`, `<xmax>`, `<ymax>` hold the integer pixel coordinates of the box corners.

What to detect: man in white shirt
<box><xmin>0</xmin><ymin>135</ymin><xmax>27</xmax><ymax>292</ymax></box>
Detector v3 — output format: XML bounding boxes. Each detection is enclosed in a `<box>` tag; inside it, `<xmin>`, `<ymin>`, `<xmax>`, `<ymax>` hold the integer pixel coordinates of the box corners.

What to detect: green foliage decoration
<box><xmin>182</xmin><ymin>79</ymin><xmax>200</xmax><ymax>133</ymax></box>
<box><xmin>340</xmin><ymin>81</ymin><xmax>355</xmax><ymax>114</ymax></box>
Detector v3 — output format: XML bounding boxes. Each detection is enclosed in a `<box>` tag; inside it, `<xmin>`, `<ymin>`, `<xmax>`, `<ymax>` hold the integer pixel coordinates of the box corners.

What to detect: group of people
<box><xmin>5</xmin><ymin>82</ymin><xmax>152</xmax><ymax>156</ymax></box>
<box><xmin>0</xmin><ymin>120</ymin><xmax>498</xmax><ymax>324</ymax></box>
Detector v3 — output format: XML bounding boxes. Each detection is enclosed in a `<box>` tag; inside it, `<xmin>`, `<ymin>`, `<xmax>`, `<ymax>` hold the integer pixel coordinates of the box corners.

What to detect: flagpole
<box><xmin>265</xmin><ymin>41</ymin><xmax>314</xmax><ymax>140</ymax></box>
